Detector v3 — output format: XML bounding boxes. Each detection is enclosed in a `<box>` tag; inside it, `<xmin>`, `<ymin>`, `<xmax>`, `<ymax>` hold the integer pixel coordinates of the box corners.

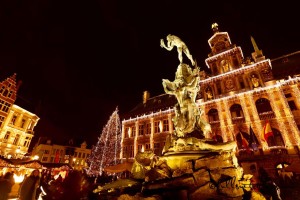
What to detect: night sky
<box><xmin>0</xmin><ymin>1</ymin><xmax>299</xmax><ymax>149</ymax></box>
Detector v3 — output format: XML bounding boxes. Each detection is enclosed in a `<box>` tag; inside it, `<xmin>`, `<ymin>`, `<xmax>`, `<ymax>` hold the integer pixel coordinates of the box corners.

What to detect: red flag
<box><xmin>262</xmin><ymin>120</ymin><xmax>274</xmax><ymax>141</ymax></box>
<box><xmin>54</xmin><ymin>150</ymin><xmax>60</xmax><ymax>163</ymax></box>
<box><xmin>241</xmin><ymin>133</ymin><xmax>249</xmax><ymax>149</ymax></box>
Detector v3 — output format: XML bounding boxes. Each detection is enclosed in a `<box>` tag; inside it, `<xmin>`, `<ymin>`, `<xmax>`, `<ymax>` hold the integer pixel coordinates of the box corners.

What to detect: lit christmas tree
<box><xmin>86</xmin><ymin>107</ymin><xmax>122</xmax><ymax>176</ymax></box>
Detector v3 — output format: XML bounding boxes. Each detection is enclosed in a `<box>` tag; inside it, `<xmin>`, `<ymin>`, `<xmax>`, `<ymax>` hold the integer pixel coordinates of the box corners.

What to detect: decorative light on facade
<box><xmin>202</xmin><ymin>59</ymin><xmax>271</xmax><ymax>83</ymax></box>
<box><xmin>33</xmin><ymin>155</ymin><xmax>39</xmax><ymax>160</ymax></box>
<box><xmin>266</xmin><ymin>88</ymin><xmax>292</xmax><ymax>147</ymax></box>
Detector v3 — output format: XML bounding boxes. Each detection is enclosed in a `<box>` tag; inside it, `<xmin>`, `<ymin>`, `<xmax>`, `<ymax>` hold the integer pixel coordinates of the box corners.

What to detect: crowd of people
<box><xmin>0</xmin><ymin>169</ymin><xmax>97</xmax><ymax>200</ymax></box>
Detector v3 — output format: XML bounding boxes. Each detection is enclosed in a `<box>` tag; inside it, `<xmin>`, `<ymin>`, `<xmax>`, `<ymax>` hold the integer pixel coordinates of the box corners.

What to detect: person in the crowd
<box><xmin>0</xmin><ymin>172</ymin><xmax>14</xmax><ymax>200</ymax></box>
<box><xmin>59</xmin><ymin>170</ymin><xmax>83</xmax><ymax>200</ymax></box>
<box><xmin>19</xmin><ymin>169</ymin><xmax>40</xmax><ymax>200</ymax></box>
<box><xmin>258</xmin><ymin>167</ymin><xmax>282</xmax><ymax>200</ymax></box>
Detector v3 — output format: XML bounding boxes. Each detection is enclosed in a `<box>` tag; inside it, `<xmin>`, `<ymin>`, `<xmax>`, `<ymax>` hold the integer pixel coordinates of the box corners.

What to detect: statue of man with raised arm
<box><xmin>160</xmin><ymin>34</ymin><xmax>195</xmax><ymax>66</ymax></box>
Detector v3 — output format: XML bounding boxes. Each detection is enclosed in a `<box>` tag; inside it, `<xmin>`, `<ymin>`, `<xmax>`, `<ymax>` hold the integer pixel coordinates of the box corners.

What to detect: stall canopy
<box><xmin>104</xmin><ymin>161</ymin><xmax>133</xmax><ymax>173</ymax></box>
<box><xmin>0</xmin><ymin>156</ymin><xmax>72</xmax><ymax>170</ymax></box>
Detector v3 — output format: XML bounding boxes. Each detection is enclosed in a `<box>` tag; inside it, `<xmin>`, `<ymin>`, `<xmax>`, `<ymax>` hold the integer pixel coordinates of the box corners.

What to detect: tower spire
<box><xmin>251</xmin><ymin>36</ymin><xmax>265</xmax><ymax>62</ymax></box>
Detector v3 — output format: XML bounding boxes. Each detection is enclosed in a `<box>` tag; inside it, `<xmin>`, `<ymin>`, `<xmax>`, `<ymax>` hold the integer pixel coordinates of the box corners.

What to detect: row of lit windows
<box><xmin>10</xmin><ymin>115</ymin><xmax>28</xmax><ymax>129</ymax></box>
<box><xmin>2</xmin><ymin>133</ymin><xmax>30</xmax><ymax>147</ymax></box>
<box><xmin>207</xmin><ymin>97</ymin><xmax>298</xmax><ymax>123</ymax></box>
<box><xmin>0</xmin><ymin>85</ymin><xmax>13</xmax><ymax>98</ymax></box>
<box><xmin>2</xmin><ymin>131</ymin><xmax>30</xmax><ymax>146</ymax></box>
<box><xmin>123</xmin><ymin>142</ymin><xmax>165</xmax><ymax>157</ymax></box>
<box><xmin>74</xmin><ymin>151</ymin><xmax>89</xmax><ymax>159</ymax></box>
<box><xmin>124</xmin><ymin>119</ymin><xmax>169</xmax><ymax>138</ymax></box>
<box><xmin>0</xmin><ymin>100</ymin><xmax>11</xmax><ymax>113</ymax></box>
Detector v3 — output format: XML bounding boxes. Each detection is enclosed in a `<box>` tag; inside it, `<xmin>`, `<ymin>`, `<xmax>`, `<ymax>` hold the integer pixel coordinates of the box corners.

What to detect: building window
<box><xmin>123</xmin><ymin>146</ymin><xmax>128</xmax><ymax>158</ymax></box>
<box><xmin>131</xmin><ymin>126</ymin><xmax>136</xmax><ymax>137</ymax></box>
<box><xmin>3</xmin><ymin>103</ymin><xmax>10</xmax><ymax>112</ymax></box>
<box><xmin>44</xmin><ymin>150</ymin><xmax>50</xmax><ymax>154</ymax></box>
<box><xmin>11</xmin><ymin>115</ymin><xmax>17</xmax><ymax>125</ymax></box>
<box><xmin>154</xmin><ymin>143</ymin><xmax>161</xmax><ymax>155</ymax></box>
<box><xmin>285</xmin><ymin>93</ymin><xmax>292</xmax><ymax>98</ymax></box>
<box><xmin>163</xmin><ymin>119</ymin><xmax>169</xmax><ymax>132</ymax></box>
<box><xmin>74</xmin><ymin>152</ymin><xmax>77</xmax><ymax>157</ymax></box>
<box><xmin>138</xmin><ymin>144</ymin><xmax>143</xmax><ymax>152</ymax></box>
<box><xmin>3</xmin><ymin>131</ymin><xmax>10</xmax><ymax>142</ymax></box>
<box><xmin>146</xmin><ymin>123</ymin><xmax>151</xmax><ymax>135</ymax></box>
<box><xmin>78</xmin><ymin>152</ymin><xmax>81</xmax><ymax>158</ymax></box>
<box><xmin>0</xmin><ymin>101</ymin><xmax>10</xmax><ymax>112</ymax></box>
<box><xmin>288</xmin><ymin>101</ymin><xmax>297</xmax><ymax>111</ymax></box>
<box><xmin>230</xmin><ymin>104</ymin><xmax>244</xmax><ymax>118</ymax></box>
<box><xmin>0</xmin><ymin>86</ymin><xmax>5</xmax><ymax>94</ymax></box>
<box><xmin>82</xmin><ymin>153</ymin><xmax>85</xmax><ymax>158</ymax></box>
<box><xmin>42</xmin><ymin>157</ymin><xmax>48</xmax><ymax>162</ymax></box>
<box><xmin>130</xmin><ymin>145</ymin><xmax>134</xmax><ymax>158</ymax></box>
<box><xmin>256</xmin><ymin>98</ymin><xmax>273</xmax><ymax>114</ymax></box>
<box><xmin>138</xmin><ymin>124</ymin><xmax>144</xmax><ymax>136</ymax></box>
<box><xmin>124</xmin><ymin>127</ymin><xmax>129</xmax><ymax>138</ymax></box>
<box><xmin>0</xmin><ymin>116</ymin><xmax>5</xmax><ymax>127</ymax></box>
<box><xmin>21</xmin><ymin>119</ymin><xmax>26</xmax><ymax>128</ymax></box>
<box><xmin>13</xmin><ymin>134</ymin><xmax>20</xmax><ymax>145</ymax></box>
<box><xmin>3</xmin><ymin>89</ymin><xmax>8</xmax><ymax>96</ymax></box>
<box><xmin>208</xmin><ymin>109</ymin><xmax>219</xmax><ymax>122</ymax></box>
<box><xmin>145</xmin><ymin>143</ymin><xmax>150</xmax><ymax>150</ymax></box>
<box><xmin>154</xmin><ymin>121</ymin><xmax>160</xmax><ymax>133</ymax></box>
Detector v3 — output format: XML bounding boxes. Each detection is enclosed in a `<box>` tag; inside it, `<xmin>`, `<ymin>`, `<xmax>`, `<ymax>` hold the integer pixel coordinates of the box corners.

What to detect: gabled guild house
<box><xmin>0</xmin><ymin>73</ymin><xmax>40</xmax><ymax>159</ymax></box>
<box><xmin>120</xmin><ymin>24</ymin><xmax>300</xmax><ymax>181</ymax></box>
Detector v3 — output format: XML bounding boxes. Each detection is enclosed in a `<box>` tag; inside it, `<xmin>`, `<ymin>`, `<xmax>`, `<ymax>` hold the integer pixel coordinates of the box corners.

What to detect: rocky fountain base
<box><xmin>96</xmin><ymin>137</ymin><xmax>266</xmax><ymax>200</ymax></box>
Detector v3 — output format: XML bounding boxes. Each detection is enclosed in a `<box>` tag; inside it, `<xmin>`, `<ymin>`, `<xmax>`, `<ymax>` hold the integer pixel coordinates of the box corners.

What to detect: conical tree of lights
<box><xmin>86</xmin><ymin>107</ymin><xmax>122</xmax><ymax>176</ymax></box>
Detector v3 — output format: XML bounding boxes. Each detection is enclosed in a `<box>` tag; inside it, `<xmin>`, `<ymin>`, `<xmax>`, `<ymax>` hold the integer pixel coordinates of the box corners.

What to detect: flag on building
<box><xmin>240</xmin><ymin>132</ymin><xmax>250</xmax><ymax>152</ymax></box>
<box><xmin>262</xmin><ymin>120</ymin><xmax>274</xmax><ymax>142</ymax></box>
<box><xmin>249</xmin><ymin>126</ymin><xmax>259</xmax><ymax>151</ymax></box>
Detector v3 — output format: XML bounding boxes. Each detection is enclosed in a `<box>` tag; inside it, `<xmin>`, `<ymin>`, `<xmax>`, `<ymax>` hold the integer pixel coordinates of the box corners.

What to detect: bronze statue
<box><xmin>160</xmin><ymin>34</ymin><xmax>195</xmax><ymax>66</ymax></box>
<box><xmin>161</xmin><ymin>34</ymin><xmax>236</xmax><ymax>152</ymax></box>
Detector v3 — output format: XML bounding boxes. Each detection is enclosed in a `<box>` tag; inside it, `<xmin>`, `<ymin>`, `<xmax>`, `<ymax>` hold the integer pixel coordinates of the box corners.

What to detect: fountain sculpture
<box><xmin>96</xmin><ymin>35</ymin><xmax>266</xmax><ymax>200</ymax></box>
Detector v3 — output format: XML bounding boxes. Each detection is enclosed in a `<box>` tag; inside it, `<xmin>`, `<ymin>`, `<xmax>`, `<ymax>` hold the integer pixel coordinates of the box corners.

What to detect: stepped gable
<box><xmin>0</xmin><ymin>73</ymin><xmax>18</xmax><ymax>104</ymax></box>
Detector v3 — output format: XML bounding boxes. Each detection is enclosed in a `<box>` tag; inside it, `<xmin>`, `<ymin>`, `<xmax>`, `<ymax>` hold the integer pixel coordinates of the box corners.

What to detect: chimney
<box><xmin>143</xmin><ymin>91</ymin><xmax>150</xmax><ymax>104</ymax></box>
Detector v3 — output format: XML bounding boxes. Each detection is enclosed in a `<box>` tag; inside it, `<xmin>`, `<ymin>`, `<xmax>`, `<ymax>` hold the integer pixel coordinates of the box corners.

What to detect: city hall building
<box><xmin>120</xmin><ymin>24</ymin><xmax>300</xmax><ymax>179</ymax></box>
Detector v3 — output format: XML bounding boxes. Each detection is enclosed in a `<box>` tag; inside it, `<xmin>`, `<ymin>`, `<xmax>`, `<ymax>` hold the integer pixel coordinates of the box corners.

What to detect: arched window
<box><xmin>208</xmin><ymin>109</ymin><xmax>219</xmax><ymax>122</ymax></box>
<box><xmin>230</xmin><ymin>104</ymin><xmax>244</xmax><ymax>117</ymax></box>
<box><xmin>255</xmin><ymin>98</ymin><xmax>273</xmax><ymax>114</ymax></box>
<box><xmin>267</xmin><ymin>128</ymin><xmax>285</xmax><ymax>147</ymax></box>
<box><xmin>230</xmin><ymin>104</ymin><xmax>245</xmax><ymax>124</ymax></box>
<box><xmin>256</xmin><ymin>98</ymin><xmax>275</xmax><ymax>120</ymax></box>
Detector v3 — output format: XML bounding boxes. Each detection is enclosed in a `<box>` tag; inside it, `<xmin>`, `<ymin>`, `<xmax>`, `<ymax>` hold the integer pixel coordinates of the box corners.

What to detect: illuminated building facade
<box><xmin>121</xmin><ymin>24</ymin><xmax>300</xmax><ymax>177</ymax></box>
<box><xmin>31</xmin><ymin>138</ymin><xmax>91</xmax><ymax>171</ymax></box>
<box><xmin>0</xmin><ymin>74</ymin><xmax>40</xmax><ymax>158</ymax></box>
